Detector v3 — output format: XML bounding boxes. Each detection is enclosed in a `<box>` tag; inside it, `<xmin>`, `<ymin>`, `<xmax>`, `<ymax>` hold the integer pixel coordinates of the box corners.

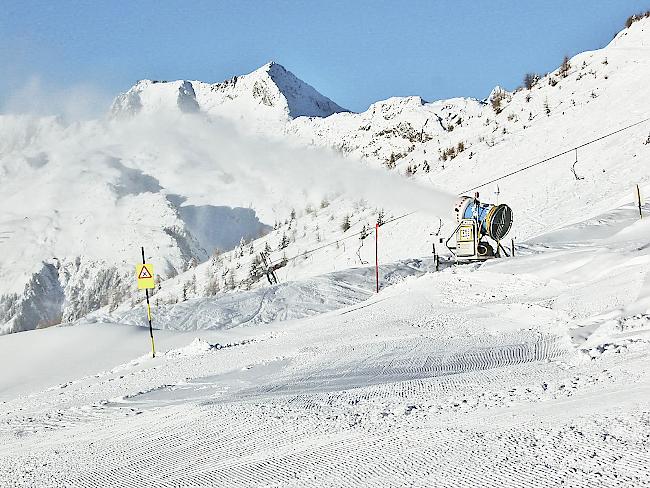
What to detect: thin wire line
<box><xmin>266</xmin><ymin>115</ymin><xmax>650</xmax><ymax>268</ymax></box>
<box><xmin>459</xmin><ymin>116</ymin><xmax>650</xmax><ymax>194</ymax></box>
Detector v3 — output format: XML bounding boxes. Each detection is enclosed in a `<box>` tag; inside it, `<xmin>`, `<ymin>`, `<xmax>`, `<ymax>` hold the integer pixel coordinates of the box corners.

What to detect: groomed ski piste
<box><xmin>1</xmin><ymin>201</ymin><xmax>650</xmax><ymax>487</ymax></box>
<box><xmin>2</xmin><ymin>15</ymin><xmax>650</xmax><ymax>488</ymax></box>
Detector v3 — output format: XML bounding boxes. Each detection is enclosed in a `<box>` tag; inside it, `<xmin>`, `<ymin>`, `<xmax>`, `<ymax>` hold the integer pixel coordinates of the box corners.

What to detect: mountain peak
<box><xmin>111</xmin><ymin>62</ymin><xmax>348</xmax><ymax>122</ymax></box>
<box><xmin>237</xmin><ymin>61</ymin><xmax>348</xmax><ymax>118</ymax></box>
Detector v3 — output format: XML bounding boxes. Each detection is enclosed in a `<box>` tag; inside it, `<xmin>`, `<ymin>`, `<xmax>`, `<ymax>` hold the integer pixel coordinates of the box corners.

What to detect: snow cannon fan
<box><xmin>445</xmin><ymin>194</ymin><xmax>513</xmax><ymax>262</ymax></box>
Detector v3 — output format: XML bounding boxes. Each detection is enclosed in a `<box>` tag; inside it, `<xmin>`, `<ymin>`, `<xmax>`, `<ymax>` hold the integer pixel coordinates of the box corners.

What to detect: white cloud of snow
<box><xmin>1</xmin><ymin>107</ymin><xmax>455</xmax><ymax>224</ymax></box>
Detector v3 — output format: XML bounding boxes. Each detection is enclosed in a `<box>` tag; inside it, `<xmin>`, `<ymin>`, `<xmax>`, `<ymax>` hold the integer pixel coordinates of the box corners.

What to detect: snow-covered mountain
<box><xmin>1</xmin><ymin>18</ymin><xmax>650</xmax><ymax>335</ymax></box>
<box><xmin>3</xmin><ymin>15</ymin><xmax>650</xmax><ymax>486</ymax></box>
<box><xmin>110</xmin><ymin>61</ymin><xmax>348</xmax><ymax>126</ymax></box>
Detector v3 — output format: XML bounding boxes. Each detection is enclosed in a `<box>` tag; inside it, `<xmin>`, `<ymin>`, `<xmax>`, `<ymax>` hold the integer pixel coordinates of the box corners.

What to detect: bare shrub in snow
<box><xmin>440</xmin><ymin>143</ymin><xmax>464</xmax><ymax>161</ymax></box>
<box><xmin>490</xmin><ymin>88</ymin><xmax>507</xmax><ymax>114</ymax></box>
<box><xmin>625</xmin><ymin>11</ymin><xmax>650</xmax><ymax>28</ymax></box>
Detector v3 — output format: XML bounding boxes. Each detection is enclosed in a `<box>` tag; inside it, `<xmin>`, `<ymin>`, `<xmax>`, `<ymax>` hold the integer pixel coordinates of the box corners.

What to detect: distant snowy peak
<box><xmin>110</xmin><ymin>62</ymin><xmax>348</xmax><ymax>122</ymax></box>
<box><xmin>253</xmin><ymin>61</ymin><xmax>348</xmax><ymax>118</ymax></box>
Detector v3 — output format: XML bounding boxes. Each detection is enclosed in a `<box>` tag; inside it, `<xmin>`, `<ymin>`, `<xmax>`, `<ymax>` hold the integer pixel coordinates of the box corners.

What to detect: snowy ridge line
<box><xmin>460</xmin><ymin>114</ymin><xmax>650</xmax><ymax>194</ymax></box>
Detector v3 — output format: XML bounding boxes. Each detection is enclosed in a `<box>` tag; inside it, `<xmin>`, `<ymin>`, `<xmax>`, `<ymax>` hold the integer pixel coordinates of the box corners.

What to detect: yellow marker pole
<box><xmin>141</xmin><ymin>247</ymin><xmax>156</xmax><ymax>358</ymax></box>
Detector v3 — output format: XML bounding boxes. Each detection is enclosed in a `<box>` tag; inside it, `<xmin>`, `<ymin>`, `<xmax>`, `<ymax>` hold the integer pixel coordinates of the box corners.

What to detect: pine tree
<box><xmin>249</xmin><ymin>255</ymin><xmax>263</xmax><ymax>280</ymax></box>
<box><xmin>360</xmin><ymin>224</ymin><xmax>368</xmax><ymax>240</ymax></box>
<box><xmin>189</xmin><ymin>274</ymin><xmax>196</xmax><ymax>296</ymax></box>
<box><xmin>226</xmin><ymin>271</ymin><xmax>236</xmax><ymax>290</ymax></box>
<box><xmin>559</xmin><ymin>55</ymin><xmax>571</xmax><ymax>78</ymax></box>
<box><xmin>278</xmin><ymin>233</ymin><xmax>290</xmax><ymax>250</ymax></box>
<box><xmin>523</xmin><ymin>73</ymin><xmax>538</xmax><ymax>90</ymax></box>
<box><xmin>206</xmin><ymin>276</ymin><xmax>220</xmax><ymax>296</ymax></box>
<box><xmin>376</xmin><ymin>210</ymin><xmax>385</xmax><ymax>227</ymax></box>
<box><xmin>341</xmin><ymin>215</ymin><xmax>351</xmax><ymax>232</ymax></box>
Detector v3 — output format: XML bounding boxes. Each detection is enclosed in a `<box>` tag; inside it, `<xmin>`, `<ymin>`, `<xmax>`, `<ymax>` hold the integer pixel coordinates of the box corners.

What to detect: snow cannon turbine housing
<box><xmin>446</xmin><ymin>195</ymin><xmax>513</xmax><ymax>261</ymax></box>
<box><xmin>454</xmin><ymin>196</ymin><xmax>513</xmax><ymax>241</ymax></box>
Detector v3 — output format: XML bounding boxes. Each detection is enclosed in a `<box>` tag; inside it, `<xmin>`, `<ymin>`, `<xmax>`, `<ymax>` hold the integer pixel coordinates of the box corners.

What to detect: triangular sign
<box><xmin>138</xmin><ymin>266</ymin><xmax>153</xmax><ymax>279</ymax></box>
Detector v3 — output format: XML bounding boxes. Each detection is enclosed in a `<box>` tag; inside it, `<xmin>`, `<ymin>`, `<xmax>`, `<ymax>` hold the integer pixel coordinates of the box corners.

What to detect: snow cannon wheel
<box><xmin>486</xmin><ymin>204</ymin><xmax>513</xmax><ymax>241</ymax></box>
<box><xmin>477</xmin><ymin>243</ymin><xmax>494</xmax><ymax>257</ymax></box>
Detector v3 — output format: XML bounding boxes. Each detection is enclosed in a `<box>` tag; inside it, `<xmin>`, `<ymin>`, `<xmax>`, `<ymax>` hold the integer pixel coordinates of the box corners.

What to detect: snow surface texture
<box><xmin>1</xmin><ymin>205</ymin><xmax>650</xmax><ymax>486</ymax></box>
<box><xmin>1</xmin><ymin>18</ymin><xmax>650</xmax><ymax>486</ymax></box>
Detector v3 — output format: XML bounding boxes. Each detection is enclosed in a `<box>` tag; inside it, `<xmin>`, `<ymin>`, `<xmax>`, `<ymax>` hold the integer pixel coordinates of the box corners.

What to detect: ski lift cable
<box><xmin>267</xmin><ymin>211</ymin><xmax>416</xmax><ymax>266</ymax></box>
<box><xmin>459</xmin><ymin>115</ymin><xmax>650</xmax><ymax>194</ymax></box>
<box><xmin>265</xmin><ymin>115</ymin><xmax>650</xmax><ymax>268</ymax></box>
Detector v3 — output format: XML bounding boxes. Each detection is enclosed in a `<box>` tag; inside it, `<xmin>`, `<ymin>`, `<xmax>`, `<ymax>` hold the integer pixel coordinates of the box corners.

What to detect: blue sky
<box><xmin>2</xmin><ymin>0</ymin><xmax>650</xmax><ymax>113</ymax></box>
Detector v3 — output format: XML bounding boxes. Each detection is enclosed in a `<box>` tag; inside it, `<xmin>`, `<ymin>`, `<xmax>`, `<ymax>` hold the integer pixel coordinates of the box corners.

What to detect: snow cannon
<box><xmin>446</xmin><ymin>194</ymin><xmax>513</xmax><ymax>262</ymax></box>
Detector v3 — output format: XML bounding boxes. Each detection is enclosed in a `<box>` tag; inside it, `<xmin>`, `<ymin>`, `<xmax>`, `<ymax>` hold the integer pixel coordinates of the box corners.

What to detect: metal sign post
<box><xmin>137</xmin><ymin>247</ymin><xmax>156</xmax><ymax>358</ymax></box>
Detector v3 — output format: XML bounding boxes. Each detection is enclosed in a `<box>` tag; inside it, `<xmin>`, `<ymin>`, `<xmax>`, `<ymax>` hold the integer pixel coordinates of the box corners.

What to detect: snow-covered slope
<box><xmin>2</xmin><ymin>19</ymin><xmax>650</xmax><ymax>336</ymax></box>
<box><xmin>2</xmin><ymin>201</ymin><xmax>650</xmax><ymax>486</ymax></box>
<box><xmin>99</xmin><ymin>16</ymin><xmax>650</xmax><ymax>312</ymax></box>
<box><xmin>0</xmin><ymin>115</ymin><xmax>271</xmax><ymax>334</ymax></box>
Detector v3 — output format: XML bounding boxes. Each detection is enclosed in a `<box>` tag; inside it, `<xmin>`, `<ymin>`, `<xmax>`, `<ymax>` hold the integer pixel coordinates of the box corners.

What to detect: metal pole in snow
<box><xmin>637</xmin><ymin>185</ymin><xmax>643</xmax><ymax>219</ymax></box>
<box><xmin>375</xmin><ymin>224</ymin><xmax>379</xmax><ymax>293</ymax></box>
<box><xmin>142</xmin><ymin>246</ymin><xmax>156</xmax><ymax>358</ymax></box>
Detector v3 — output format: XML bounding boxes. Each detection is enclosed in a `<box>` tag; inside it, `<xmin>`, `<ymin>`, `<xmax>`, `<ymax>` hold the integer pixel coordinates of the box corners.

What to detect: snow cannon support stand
<box><xmin>445</xmin><ymin>193</ymin><xmax>513</xmax><ymax>263</ymax></box>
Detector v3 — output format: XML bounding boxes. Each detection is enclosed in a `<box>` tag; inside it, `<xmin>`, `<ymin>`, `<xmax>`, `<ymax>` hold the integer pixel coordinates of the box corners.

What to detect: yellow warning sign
<box><xmin>136</xmin><ymin>263</ymin><xmax>155</xmax><ymax>289</ymax></box>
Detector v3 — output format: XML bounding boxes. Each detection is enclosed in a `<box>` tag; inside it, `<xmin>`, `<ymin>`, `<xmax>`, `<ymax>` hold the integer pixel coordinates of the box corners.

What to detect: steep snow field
<box><xmin>1</xmin><ymin>16</ymin><xmax>650</xmax><ymax>488</ymax></box>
